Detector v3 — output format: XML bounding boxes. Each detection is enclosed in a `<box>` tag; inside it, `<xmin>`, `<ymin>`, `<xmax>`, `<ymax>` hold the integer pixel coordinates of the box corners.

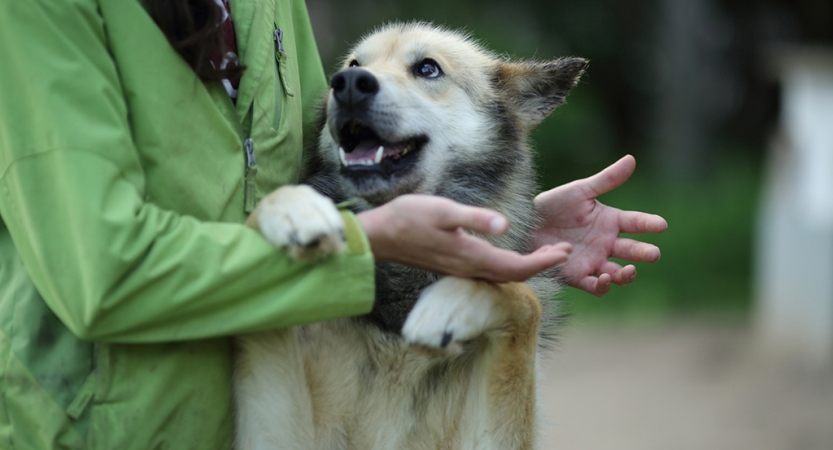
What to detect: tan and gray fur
<box><xmin>235</xmin><ymin>23</ymin><xmax>587</xmax><ymax>450</ymax></box>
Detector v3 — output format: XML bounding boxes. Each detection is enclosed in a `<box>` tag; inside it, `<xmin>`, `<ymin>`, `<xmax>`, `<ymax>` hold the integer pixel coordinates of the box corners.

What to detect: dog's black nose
<box><xmin>331</xmin><ymin>68</ymin><xmax>379</xmax><ymax>108</ymax></box>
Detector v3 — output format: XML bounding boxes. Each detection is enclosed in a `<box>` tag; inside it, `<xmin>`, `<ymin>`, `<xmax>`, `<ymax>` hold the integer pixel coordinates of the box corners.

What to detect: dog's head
<box><xmin>319</xmin><ymin>22</ymin><xmax>587</xmax><ymax>205</ymax></box>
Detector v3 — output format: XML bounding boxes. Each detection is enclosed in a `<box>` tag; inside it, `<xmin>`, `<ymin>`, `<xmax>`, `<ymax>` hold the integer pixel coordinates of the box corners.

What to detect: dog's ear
<box><xmin>495</xmin><ymin>57</ymin><xmax>588</xmax><ymax>129</ymax></box>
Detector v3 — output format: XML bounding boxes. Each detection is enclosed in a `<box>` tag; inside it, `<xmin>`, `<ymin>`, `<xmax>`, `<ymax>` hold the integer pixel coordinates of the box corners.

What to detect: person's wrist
<box><xmin>357</xmin><ymin>208</ymin><xmax>389</xmax><ymax>261</ymax></box>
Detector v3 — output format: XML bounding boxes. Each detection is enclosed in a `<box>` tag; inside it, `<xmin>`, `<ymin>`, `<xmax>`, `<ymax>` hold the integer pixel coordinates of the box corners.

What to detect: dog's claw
<box><xmin>304</xmin><ymin>236</ymin><xmax>323</xmax><ymax>249</ymax></box>
<box><xmin>441</xmin><ymin>332</ymin><xmax>453</xmax><ymax>348</ymax></box>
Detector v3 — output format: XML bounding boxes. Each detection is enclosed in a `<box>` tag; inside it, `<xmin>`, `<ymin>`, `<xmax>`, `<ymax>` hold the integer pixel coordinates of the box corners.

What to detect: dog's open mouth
<box><xmin>337</xmin><ymin>121</ymin><xmax>427</xmax><ymax>172</ymax></box>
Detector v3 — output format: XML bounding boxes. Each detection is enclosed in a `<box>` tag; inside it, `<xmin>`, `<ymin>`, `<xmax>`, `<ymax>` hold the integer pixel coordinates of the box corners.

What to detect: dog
<box><xmin>234</xmin><ymin>22</ymin><xmax>587</xmax><ymax>450</ymax></box>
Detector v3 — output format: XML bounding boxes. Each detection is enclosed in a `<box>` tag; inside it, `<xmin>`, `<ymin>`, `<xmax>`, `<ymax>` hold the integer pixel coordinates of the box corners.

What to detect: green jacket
<box><xmin>0</xmin><ymin>0</ymin><xmax>375</xmax><ymax>448</ymax></box>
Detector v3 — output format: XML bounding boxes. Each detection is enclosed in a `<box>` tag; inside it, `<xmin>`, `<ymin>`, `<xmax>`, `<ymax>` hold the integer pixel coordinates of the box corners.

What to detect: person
<box><xmin>0</xmin><ymin>0</ymin><xmax>666</xmax><ymax>448</ymax></box>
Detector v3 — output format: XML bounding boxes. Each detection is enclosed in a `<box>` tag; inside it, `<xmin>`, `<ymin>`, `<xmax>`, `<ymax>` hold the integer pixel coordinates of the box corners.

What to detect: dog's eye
<box><xmin>414</xmin><ymin>59</ymin><xmax>442</xmax><ymax>79</ymax></box>
<box><xmin>348</xmin><ymin>59</ymin><xmax>360</xmax><ymax>68</ymax></box>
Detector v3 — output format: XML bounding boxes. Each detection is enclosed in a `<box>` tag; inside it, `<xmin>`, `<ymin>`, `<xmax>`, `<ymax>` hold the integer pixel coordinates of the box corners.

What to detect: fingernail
<box><xmin>489</xmin><ymin>216</ymin><xmax>507</xmax><ymax>235</ymax></box>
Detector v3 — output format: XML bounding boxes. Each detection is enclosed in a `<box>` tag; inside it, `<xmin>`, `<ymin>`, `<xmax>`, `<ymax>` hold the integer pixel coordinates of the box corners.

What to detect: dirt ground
<box><xmin>537</xmin><ymin>321</ymin><xmax>833</xmax><ymax>450</ymax></box>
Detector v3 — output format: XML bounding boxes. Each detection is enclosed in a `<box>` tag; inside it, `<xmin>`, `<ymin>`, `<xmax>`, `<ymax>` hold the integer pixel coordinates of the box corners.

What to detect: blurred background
<box><xmin>306</xmin><ymin>0</ymin><xmax>833</xmax><ymax>448</ymax></box>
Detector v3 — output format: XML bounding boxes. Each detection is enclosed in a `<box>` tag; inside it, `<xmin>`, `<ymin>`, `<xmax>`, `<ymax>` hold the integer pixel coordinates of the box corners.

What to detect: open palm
<box><xmin>532</xmin><ymin>155</ymin><xmax>667</xmax><ymax>296</ymax></box>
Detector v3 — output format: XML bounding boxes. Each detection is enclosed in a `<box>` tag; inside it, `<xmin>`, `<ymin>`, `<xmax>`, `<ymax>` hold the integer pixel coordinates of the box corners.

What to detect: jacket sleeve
<box><xmin>0</xmin><ymin>0</ymin><xmax>375</xmax><ymax>343</ymax></box>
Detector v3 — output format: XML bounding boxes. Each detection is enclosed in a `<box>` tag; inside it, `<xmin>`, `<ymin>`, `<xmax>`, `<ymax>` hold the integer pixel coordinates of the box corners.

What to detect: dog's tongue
<box><xmin>345</xmin><ymin>141</ymin><xmax>381</xmax><ymax>162</ymax></box>
<box><xmin>344</xmin><ymin>141</ymin><xmax>406</xmax><ymax>163</ymax></box>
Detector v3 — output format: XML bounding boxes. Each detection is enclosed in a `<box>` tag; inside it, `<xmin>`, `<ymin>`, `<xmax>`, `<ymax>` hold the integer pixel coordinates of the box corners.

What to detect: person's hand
<box><xmin>357</xmin><ymin>195</ymin><xmax>573</xmax><ymax>283</ymax></box>
<box><xmin>532</xmin><ymin>155</ymin><xmax>667</xmax><ymax>296</ymax></box>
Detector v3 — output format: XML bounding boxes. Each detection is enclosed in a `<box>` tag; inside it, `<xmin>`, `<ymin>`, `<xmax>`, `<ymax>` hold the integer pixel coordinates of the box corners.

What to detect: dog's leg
<box><xmin>235</xmin><ymin>329</ymin><xmax>315</xmax><ymax>450</ymax></box>
<box><xmin>235</xmin><ymin>184</ymin><xmax>347</xmax><ymax>449</ymax></box>
<box><xmin>483</xmin><ymin>282</ymin><xmax>541</xmax><ymax>450</ymax></box>
<box><xmin>402</xmin><ymin>277</ymin><xmax>541</xmax><ymax>449</ymax></box>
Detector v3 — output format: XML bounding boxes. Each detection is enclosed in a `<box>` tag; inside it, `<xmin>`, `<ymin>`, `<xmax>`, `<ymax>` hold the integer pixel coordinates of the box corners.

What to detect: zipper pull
<box><xmin>274</xmin><ymin>28</ymin><xmax>284</xmax><ymax>54</ymax></box>
<box><xmin>244</xmin><ymin>137</ymin><xmax>256</xmax><ymax>168</ymax></box>
<box><xmin>273</xmin><ymin>26</ymin><xmax>294</xmax><ymax>97</ymax></box>
<box><xmin>244</xmin><ymin>137</ymin><xmax>258</xmax><ymax>213</ymax></box>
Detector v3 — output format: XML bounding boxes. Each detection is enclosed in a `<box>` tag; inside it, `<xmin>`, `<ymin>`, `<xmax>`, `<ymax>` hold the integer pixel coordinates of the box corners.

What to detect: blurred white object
<box><xmin>755</xmin><ymin>45</ymin><xmax>833</xmax><ymax>366</ymax></box>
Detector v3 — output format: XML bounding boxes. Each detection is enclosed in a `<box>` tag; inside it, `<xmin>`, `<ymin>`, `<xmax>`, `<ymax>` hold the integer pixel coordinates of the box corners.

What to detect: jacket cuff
<box><xmin>339</xmin><ymin>209</ymin><xmax>372</xmax><ymax>257</ymax></box>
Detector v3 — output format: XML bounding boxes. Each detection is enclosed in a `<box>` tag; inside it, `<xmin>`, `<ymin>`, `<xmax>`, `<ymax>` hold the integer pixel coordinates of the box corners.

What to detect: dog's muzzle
<box><xmin>328</xmin><ymin>67</ymin><xmax>427</xmax><ymax>191</ymax></box>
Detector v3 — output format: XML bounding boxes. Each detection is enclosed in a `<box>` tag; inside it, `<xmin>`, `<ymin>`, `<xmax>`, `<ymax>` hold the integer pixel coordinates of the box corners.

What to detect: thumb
<box><xmin>584</xmin><ymin>154</ymin><xmax>636</xmax><ymax>196</ymax></box>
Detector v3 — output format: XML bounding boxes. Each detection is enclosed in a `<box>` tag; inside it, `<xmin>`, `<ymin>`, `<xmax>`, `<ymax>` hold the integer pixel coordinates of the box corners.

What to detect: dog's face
<box><xmin>319</xmin><ymin>23</ymin><xmax>587</xmax><ymax>205</ymax></box>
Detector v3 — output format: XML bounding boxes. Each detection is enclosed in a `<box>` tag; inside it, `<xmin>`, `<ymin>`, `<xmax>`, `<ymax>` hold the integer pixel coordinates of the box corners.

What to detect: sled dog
<box><xmin>235</xmin><ymin>22</ymin><xmax>587</xmax><ymax>450</ymax></box>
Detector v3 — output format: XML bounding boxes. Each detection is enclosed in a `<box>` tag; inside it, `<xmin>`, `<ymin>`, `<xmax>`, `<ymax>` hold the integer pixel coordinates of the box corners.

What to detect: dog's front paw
<box><xmin>254</xmin><ymin>185</ymin><xmax>346</xmax><ymax>260</ymax></box>
<box><xmin>402</xmin><ymin>277</ymin><xmax>500</xmax><ymax>352</ymax></box>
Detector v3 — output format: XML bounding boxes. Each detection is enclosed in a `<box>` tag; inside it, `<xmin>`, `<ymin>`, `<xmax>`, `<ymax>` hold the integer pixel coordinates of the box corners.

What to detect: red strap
<box><xmin>210</xmin><ymin>0</ymin><xmax>241</xmax><ymax>94</ymax></box>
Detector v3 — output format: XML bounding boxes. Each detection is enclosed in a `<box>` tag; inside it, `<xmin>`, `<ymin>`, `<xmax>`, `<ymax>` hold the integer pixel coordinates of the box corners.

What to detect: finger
<box><xmin>441</xmin><ymin>232</ymin><xmax>564</xmax><ymax>280</ymax></box>
<box><xmin>584</xmin><ymin>154</ymin><xmax>636</xmax><ymax>197</ymax></box>
<box><xmin>544</xmin><ymin>241</ymin><xmax>573</xmax><ymax>255</ymax></box>
<box><xmin>612</xmin><ymin>238</ymin><xmax>662</xmax><ymax>263</ymax></box>
<box><xmin>598</xmin><ymin>261</ymin><xmax>624</xmax><ymax>277</ymax></box>
<box><xmin>435</xmin><ymin>201</ymin><xmax>509</xmax><ymax>236</ymax></box>
<box><xmin>506</xmin><ymin>245</ymin><xmax>571</xmax><ymax>281</ymax></box>
<box><xmin>611</xmin><ymin>264</ymin><xmax>637</xmax><ymax>286</ymax></box>
<box><xmin>482</xmin><ymin>244</ymin><xmax>571</xmax><ymax>282</ymax></box>
<box><xmin>575</xmin><ymin>274</ymin><xmax>611</xmax><ymax>296</ymax></box>
<box><xmin>618</xmin><ymin>210</ymin><xmax>668</xmax><ymax>234</ymax></box>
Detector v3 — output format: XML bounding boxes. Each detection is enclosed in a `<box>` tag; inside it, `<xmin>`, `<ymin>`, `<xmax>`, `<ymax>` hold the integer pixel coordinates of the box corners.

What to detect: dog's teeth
<box><xmin>375</xmin><ymin>146</ymin><xmax>384</xmax><ymax>164</ymax></box>
<box><xmin>339</xmin><ymin>147</ymin><xmax>347</xmax><ymax>166</ymax></box>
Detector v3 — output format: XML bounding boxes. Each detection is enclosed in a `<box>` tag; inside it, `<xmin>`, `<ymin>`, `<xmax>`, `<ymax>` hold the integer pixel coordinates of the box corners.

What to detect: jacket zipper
<box><xmin>274</xmin><ymin>26</ymin><xmax>294</xmax><ymax>97</ymax></box>
<box><xmin>244</xmin><ymin>26</ymin><xmax>289</xmax><ymax>214</ymax></box>
<box><xmin>244</xmin><ymin>136</ymin><xmax>257</xmax><ymax>213</ymax></box>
